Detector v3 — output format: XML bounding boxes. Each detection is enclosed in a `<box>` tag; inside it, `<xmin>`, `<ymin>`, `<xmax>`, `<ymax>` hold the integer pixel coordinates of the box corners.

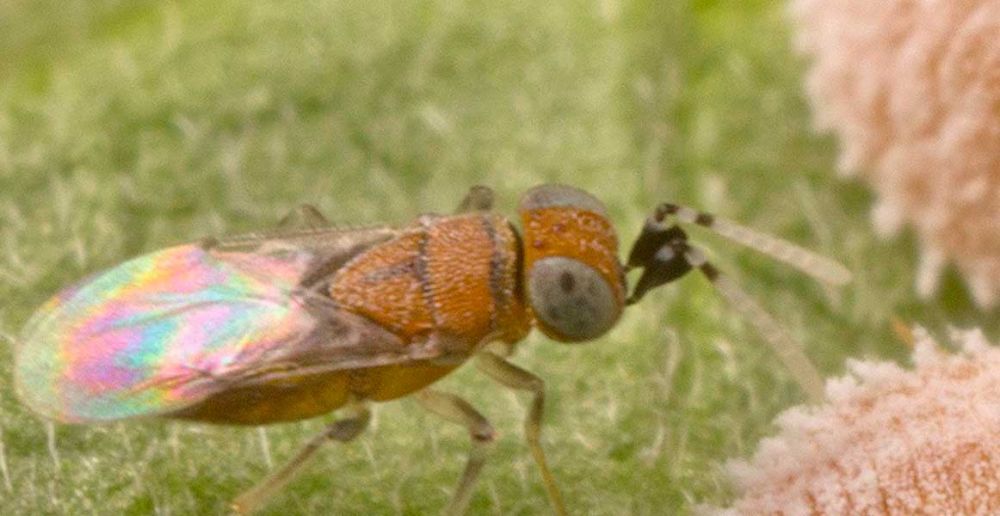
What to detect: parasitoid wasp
<box><xmin>14</xmin><ymin>184</ymin><xmax>850</xmax><ymax>514</ymax></box>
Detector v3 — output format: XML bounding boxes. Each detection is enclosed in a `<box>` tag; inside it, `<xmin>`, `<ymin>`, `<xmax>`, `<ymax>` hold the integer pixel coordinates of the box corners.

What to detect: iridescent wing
<box><xmin>13</xmin><ymin>225</ymin><xmax>459</xmax><ymax>424</ymax></box>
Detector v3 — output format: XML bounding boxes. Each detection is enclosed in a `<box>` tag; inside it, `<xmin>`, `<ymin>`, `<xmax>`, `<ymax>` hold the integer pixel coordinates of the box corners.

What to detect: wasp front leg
<box><xmin>277</xmin><ymin>204</ymin><xmax>331</xmax><ymax>230</ymax></box>
<box><xmin>475</xmin><ymin>352</ymin><xmax>567</xmax><ymax>516</ymax></box>
<box><xmin>414</xmin><ymin>389</ymin><xmax>496</xmax><ymax>516</ymax></box>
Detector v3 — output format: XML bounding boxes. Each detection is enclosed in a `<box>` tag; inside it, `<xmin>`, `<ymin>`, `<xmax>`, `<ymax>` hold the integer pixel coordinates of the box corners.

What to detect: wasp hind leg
<box><xmin>454</xmin><ymin>185</ymin><xmax>495</xmax><ymax>213</ymax></box>
<box><xmin>414</xmin><ymin>389</ymin><xmax>496</xmax><ymax>516</ymax></box>
<box><xmin>277</xmin><ymin>204</ymin><xmax>331</xmax><ymax>229</ymax></box>
<box><xmin>231</xmin><ymin>404</ymin><xmax>370</xmax><ymax>515</ymax></box>
<box><xmin>475</xmin><ymin>352</ymin><xmax>567</xmax><ymax>516</ymax></box>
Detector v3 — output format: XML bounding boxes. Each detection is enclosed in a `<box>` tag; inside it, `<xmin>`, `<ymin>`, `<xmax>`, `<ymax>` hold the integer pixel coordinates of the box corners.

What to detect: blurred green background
<box><xmin>0</xmin><ymin>0</ymin><xmax>995</xmax><ymax>514</ymax></box>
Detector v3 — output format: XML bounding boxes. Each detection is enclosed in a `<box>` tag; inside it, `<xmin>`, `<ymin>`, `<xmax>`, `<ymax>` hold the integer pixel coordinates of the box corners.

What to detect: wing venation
<box><xmin>15</xmin><ymin>225</ymin><xmax>429</xmax><ymax>423</ymax></box>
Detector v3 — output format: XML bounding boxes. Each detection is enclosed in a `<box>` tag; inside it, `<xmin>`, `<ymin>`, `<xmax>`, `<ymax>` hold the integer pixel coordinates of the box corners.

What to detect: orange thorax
<box><xmin>329</xmin><ymin>213</ymin><xmax>531</xmax><ymax>350</ymax></box>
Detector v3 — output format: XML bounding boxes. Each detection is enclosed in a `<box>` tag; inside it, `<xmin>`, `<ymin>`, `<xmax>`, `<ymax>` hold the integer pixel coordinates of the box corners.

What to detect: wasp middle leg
<box><xmin>231</xmin><ymin>403</ymin><xmax>370</xmax><ymax>515</ymax></box>
<box><xmin>475</xmin><ymin>352</ymin><xmax>567</xmax><ymax>516</ymax></box>
<box><xmin>414</xmin><ymin>389</ymin><xmax>496</xmax><ymax>515</ymax></box>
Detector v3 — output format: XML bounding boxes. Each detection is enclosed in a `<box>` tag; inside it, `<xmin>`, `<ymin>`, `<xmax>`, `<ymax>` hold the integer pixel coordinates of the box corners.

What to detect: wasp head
<box><xmin>518</xmin><ymin>185</ymin><xmax>626</xmax><ymax>343</ymax></box>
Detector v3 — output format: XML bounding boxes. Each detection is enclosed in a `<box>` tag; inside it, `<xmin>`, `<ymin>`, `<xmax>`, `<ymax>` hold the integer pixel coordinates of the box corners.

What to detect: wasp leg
<box><xmin>475</xmin><ymin>352</ymin><xmax>567</xmax><ymax>516</ymax></box>
<box><xmin>231</xmin><ymin>404</ymin><xmax>370</xmax><ymax>515</ymax></box>
<box><xmin>414</xmin><ymin>389</ymin><xmax>496</xmax><ymax>516</ymax></box>
<box><xmin>454</xmin><ymin>185</ymin><xmax>495</xmax><ymax>213</ymax></box>
<box><xmin>277</xmin><ymin>204</ymin><xmax>331</xmax><ymax>229</ymax></box>
<box><xmin>481</xmin><ymin>340</ymin><xmax>516</xmax><ymax>358</ymax></box>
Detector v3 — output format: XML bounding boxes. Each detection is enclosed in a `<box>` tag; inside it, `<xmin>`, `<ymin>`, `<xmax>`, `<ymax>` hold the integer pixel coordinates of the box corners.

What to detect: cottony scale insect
<box><xmin>14</xmin><ymin>184</ymin><xmax>850</xmax><ymax>514</ymax></box>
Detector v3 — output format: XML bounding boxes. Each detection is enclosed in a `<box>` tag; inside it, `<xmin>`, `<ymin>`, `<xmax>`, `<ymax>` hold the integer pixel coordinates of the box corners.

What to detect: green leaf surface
<box><xmin>1</xmin><ymin>1</ymin><xmax>995</xmax><ymax>514</ymax></box>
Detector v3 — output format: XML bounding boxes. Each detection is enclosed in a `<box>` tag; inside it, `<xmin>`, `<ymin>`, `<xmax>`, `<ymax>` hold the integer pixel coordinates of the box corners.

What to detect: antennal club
<box><xmin>625</xmin><ymin>202</ymin><xmax>845</xmax><ymax>402</ymax></box>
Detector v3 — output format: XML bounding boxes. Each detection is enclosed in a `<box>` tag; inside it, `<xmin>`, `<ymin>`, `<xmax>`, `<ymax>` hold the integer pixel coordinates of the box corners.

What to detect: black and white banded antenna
<box><xmin>625</xmin><ymin>204</ymin><xmax>852</xmax><ymax>403</ymax></box>
<box><xmin>655</xmin><ymin>203</ymin><xmax>852</xmax><ymax>286</ymax></box>
<box><xmin>683</xmin><ymin>247</ymin><xmax>825</xmax><ymax>402</ymax></box>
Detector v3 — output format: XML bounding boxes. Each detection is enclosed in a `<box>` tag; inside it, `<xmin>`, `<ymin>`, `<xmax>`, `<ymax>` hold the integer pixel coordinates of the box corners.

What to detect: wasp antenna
<box><xmin>659</xmin><ymin>203</ymin><xmax>852</xmax><ymax>286</ymax></box>
<box><xmin>683</xmin><ymin>247</ymin><xmax>825</xmax><ymax>403</ymax></box>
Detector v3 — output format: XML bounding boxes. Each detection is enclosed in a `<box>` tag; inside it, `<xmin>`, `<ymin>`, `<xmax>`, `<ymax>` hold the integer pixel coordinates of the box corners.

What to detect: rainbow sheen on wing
<box><xmin>15</xmin><ymin>244</ymin><xmax>319</xmax><ymax>423</ymax></box>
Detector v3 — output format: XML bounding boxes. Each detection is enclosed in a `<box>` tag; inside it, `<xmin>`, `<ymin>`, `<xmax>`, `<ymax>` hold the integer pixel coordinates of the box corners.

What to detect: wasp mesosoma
<box><xmin>14</xmin><ymin>184</ymin><xmax>850</xmax><ymax>514</ymax></box>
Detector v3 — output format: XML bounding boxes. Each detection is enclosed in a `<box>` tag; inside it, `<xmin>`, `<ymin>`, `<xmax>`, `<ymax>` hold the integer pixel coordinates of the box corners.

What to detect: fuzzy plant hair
<box><xmin>713</xmin><ymin>327</ymin><xmax>1000</xmax><ymax>514</ymax></box>
<box><xmin>790</xmin><ymin>0</ymin><xmax>1000</xmax><ymax>307</ymax></box>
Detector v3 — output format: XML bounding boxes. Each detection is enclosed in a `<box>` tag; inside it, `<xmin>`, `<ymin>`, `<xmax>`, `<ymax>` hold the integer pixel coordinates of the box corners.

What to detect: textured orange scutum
<box><xmin>425</xmin><ymin>215</ymin><xmax>499</xmax><ymax>338</ymax></box>
<box><xmin>426</xmin><ymin>214</ymin><xmax>531</xmax><ymax>344</ymax></box>
<box><xmin>328</xmin><ymin>213</ymin><xmax>531</xmax><ymax>403</ymax></box>
<box><xmin>520</xmin><ymin>206</ymin><xmax>625</xmax><ymax>306</ymax></box>
<box><xmin>330</xmin><ymin>213</ymin><xmax>529</xmax><ymax>344</ymax></box>
<box><xmin>329</xmin><ymin>231</ymin><xmax>434</xmax><ymax>337</ymax></box>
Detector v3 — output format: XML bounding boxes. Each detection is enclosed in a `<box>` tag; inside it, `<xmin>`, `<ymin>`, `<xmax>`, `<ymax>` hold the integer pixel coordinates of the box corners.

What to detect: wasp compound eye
<box><xmin>527</xmin><ymin>257</ymin><xmax>620</xmax><ymax>342</ymax></box>
<box><xmin>518</xmin><ymin>184</ymin><xmax>626</xmax><ymax>343</ymax></box>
